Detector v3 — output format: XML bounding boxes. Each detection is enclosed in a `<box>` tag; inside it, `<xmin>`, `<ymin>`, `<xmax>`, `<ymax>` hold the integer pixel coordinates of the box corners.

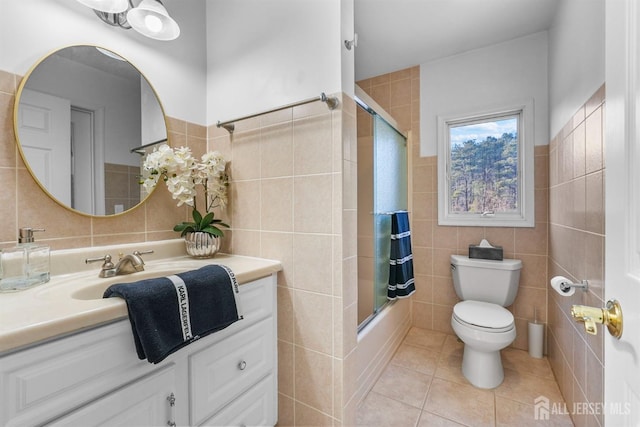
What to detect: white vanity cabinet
<box><xmin>0</xmin><ymin>274</ymin><xmax>277</xmax><ymax>427</ymax></box>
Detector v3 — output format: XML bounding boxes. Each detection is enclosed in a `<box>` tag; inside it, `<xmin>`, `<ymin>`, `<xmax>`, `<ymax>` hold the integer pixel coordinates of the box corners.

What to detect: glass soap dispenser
<box><xmin>0</xmin><ymin>227</ymin><xmax>50</xmax><ymax>292</ymax></box>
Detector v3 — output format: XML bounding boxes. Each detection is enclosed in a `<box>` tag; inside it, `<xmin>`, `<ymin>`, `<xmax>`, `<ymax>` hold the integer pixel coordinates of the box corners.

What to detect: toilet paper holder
<box><xmin>559</xmin><ymin>279</ymin><xmax>589</xmax><ymax>293</ymax></box>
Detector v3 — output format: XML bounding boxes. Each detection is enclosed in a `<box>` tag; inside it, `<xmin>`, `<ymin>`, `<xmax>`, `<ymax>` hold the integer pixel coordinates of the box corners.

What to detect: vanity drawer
<box><xmin>0</xmin><ymin>321</ymin><xmax>151</xmax><ymax>426</ymax></box>
<box><xmin>199</xmin><ymin>374</ymin><xmax>276</xmax><ymax>427</ymax></box>
<box><xmin>190</xmin><ymin>316</ymin><xmax>275</xmax><ymax>425</ymax></box>
<box><xmin>235</xmin><ymin>275</ymin><xmax>274</xmax><ymax>324</ymax></box>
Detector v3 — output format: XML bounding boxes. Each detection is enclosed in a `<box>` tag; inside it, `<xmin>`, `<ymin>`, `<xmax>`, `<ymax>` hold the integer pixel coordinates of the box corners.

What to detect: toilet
<box><xmin>450</xmin><ymin>254</ymin><xmax>522</xmax><ymax>389</ymax></box>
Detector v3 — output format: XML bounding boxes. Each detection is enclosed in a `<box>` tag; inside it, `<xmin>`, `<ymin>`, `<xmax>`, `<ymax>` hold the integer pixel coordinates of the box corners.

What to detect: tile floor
<box><xmin>356</xmin><ymin>327</ymin><xmax>574</xmax><ymax>426</ymax></box>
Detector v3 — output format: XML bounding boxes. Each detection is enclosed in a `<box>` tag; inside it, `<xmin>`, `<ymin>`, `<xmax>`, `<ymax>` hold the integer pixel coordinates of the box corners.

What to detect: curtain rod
<box><xmin>216</xmin><ymin>92</ymin><xmax>339</xmax><ymax>134</ymax></box>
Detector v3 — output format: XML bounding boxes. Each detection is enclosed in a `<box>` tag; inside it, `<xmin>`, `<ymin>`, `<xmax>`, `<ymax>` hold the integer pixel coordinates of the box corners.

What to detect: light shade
<box><xmin>75</xmin><ymin>0</ymin><xmax>129</xmax><ymax>13</ymax></box>
<box><xmin>127</xmin><ymin>0</ymin><xmax>180</xmax><ymax>41</ymax></box>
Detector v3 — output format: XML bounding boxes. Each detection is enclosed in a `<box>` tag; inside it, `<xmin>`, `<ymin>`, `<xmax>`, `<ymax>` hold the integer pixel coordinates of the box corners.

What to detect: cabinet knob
<box><xmin>238</xmin><ymin>360</ymin><xmax>247</xmax><ymax>370</ymax></box>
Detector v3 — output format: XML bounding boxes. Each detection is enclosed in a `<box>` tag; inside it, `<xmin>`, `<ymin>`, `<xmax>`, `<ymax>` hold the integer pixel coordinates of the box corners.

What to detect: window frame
<box><xmin>437</xmin><ymin>100</ymin><xmax>535</xmax><ymax>227</ymax></box>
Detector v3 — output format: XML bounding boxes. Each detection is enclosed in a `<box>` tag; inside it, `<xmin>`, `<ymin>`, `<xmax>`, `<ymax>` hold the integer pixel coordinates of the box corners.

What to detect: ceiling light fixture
<box><xmin>126</xmin><ymin>0</ymin><xmax>180</xmax><ymax>41</ymax></box>
<box><xmin>76</xmin><ymin>0</ymin><xmax>129</xmax><ymax>14</ymax></box>
<box><xmin>76</xmin><ymin>0</ymin><xmax>180</xmax><ymax>41</ymax></box>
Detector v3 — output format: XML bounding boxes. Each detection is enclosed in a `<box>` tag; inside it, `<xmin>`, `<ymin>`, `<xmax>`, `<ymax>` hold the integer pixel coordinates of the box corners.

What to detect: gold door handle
<box><xmin>571</xmin><ymin>299</ymin><xmax>623</xmax><ymax>338</ymax></box>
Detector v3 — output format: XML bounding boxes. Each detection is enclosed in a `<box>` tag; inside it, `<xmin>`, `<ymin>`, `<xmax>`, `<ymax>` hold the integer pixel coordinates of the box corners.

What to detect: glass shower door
<box><xmin>372</xmin><ymin>115</ymin><xmax>408</xmax><ymax>315</ymax></box>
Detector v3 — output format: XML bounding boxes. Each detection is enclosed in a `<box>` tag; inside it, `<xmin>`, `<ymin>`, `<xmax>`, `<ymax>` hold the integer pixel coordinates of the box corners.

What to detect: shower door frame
<box><xmin>355</xmin><ymin>87</ymin><xmax>409</xmax><ymax>332</ymax></box>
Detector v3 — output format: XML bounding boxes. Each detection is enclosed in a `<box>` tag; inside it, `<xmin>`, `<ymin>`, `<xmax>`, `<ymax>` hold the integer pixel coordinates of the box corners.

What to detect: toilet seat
<box><xmin>453</xmin><ymin>301</ymin><xmax>514</xmax><ymax>333</ymax></box>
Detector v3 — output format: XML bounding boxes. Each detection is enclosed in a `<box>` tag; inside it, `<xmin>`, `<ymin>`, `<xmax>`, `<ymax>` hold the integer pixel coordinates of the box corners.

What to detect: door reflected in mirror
<box><xmin>14</xmin><ymin>45</ymin><xmax>167</xmax><ymax>216</ymax></box>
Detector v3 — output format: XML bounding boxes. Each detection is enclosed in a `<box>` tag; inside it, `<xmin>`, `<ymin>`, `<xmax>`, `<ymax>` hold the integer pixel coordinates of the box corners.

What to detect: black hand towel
<box><xmin>103</xmin><ymin>264</ymin><xmax>243</xmax><ymax>364</ymax></box>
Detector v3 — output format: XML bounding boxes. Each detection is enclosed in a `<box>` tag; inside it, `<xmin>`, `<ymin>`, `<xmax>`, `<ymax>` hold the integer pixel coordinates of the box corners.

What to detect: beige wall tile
<box><xmin>293</xmin><ymin>290</ymin><xmax>334</xmax><ymax>355</ymax></box>
<box><xmin>433</xmin><ymin>225</ymin><xmax>457</xmax><ymax>249</ymax></box>
<box><xmin>517</xmin><ymin>253</ymin><xmax>548</xmax><ymax>289</ymax></box>
<box><xmin>370</xmin><ymin>83</ymin><xmax>390</xmax><ymax>111</ymax></box>
<box><xmin>277</xmin><ymin>286</ymin><xmax>295</xmax><ymax>343</ymax></box>
<box><xmin>389</xmin><ymin>78</ymin><xmax>412</xmax><ymax>108</ymax></box>
<box><xmin>230</xmin><ymin>229</ymin><xmax>261</xmax><ymax>257</ymax></box>
<box><xmin>0</xmin><ymin>92</ymin><xmax>16</xmax><ymax>168</ymax></box>
<box><xmin>514</xmin><ymin>223</ymin><xmax>548</xmax><ymax>255</ymax></box>
<box><xmin>293</xmin><ymin>114</ymin><xmax>333</xmax><ymax>175</ymax></box>
<box><xmin>260</xmin><ymin>231</ymin><xmax>293</xmax><ymax>287</ymax></box>
<box><xmin>0</xmin><ymin>70</ymin><xmax>16</xmax><ymax>94</ymax></box>
<box><xmin>277</xmin><ymin>394</ymin><xmax>295</xmax><ymax>427</ymax></box>
<box><xmin>294</xmin><ymin>347</ymin><xmax>334</xmax><ymax>415</ymax></box>
<box><xmin>432</xmin><ymin>305</ymin><xmax>454</xmax><ymax>335</ymax></box>
<box><xmin>585</xmin><ymin>171</ymin><xmax>604</xmax><ymax>234</ymax></box>
<box><xmin>433</xmin><ymin>276</ymin><xmax>458</xmax><ymax>306</ymax></box>
<box><xmin>261</xmin><ymin>123</ymin><xmax>293</xmax><ymax>178</ymax></box>
<box><xmin>585</xmin><ymin>107</ymin><xmax>603</xmax><ymax>174</ymax></box>
<box><xmin>230</xmin><ymin>180</ymin><xmax>261</xmax><ymax>229</ymax></box>
<box><xmin>230</xmin><ymin>129</ymin><xmax>261</xmax><ymax>180</ymax></box>
<box><xmin>260</xmin><ymin>178</ymin><xmax>293</xmax><ymax>232</ymax></box>
<box><xmin>16</xmin><ymin>169</ymin><xmax>92</xmax><ymax>240</ymax></box>
<box><xmin>573</xmin><ymin>121</ymin><xmax>586</xmax><ymax>179</ymax></box>
<box><xmin>412</xmin><ymin>301</ymin><xmax>434</xmax><ymax>330</ymax></box>
<box><xmin>413</xmin><ymin>274</ymin><xmax>433</xmax><ymax>303</ymax></box>
<box><xmin>278</xmin><ymin>340</ymin><xmax>294</xmax><ymax>397</ymax></box>
<box><xmin>293</xmin><ymin>174</ymin><xmax>333</xmax><ymax>234</ymax></box>
<box><xmin>342</xmin><ymin>302</ymin><xmax>357</xmax><ymax>357</ymax></box>
<box><xmin>0</xmin><ymin>168</ymin><xmax>17</xmax><ymax>243</ymax></box>
<box><xmin>165</xmin><ymin>117</ymin><xmax>186</xmax><ymax>135</ymax></box>
<box><xmin>92</xmin><ymin>205</ymin><xmax>146</xmax><ymax>236</ymax></box>
<box><xmin>293</xmin><ymin>233</ymin><xmax>333</xmax><ymax>294</ymax></box>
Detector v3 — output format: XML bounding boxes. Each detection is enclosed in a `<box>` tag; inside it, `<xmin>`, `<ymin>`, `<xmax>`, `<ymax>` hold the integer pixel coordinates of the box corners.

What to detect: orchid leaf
<box><xmin>200</xmin><ymin>212</ymin><xmax>215</xmax><ymax>229</ymax></box>
<box><xmin>192</xmin><ymin>209</ymin><xmax>203</xmax><ymax>225</ymax></box>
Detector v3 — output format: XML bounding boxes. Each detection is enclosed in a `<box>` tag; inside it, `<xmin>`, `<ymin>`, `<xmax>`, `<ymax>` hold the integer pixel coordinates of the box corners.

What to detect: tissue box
<box><xmin>469</xmin><ymin>244</ymin><xmax>503</xmax><ymax>261</ymax></box>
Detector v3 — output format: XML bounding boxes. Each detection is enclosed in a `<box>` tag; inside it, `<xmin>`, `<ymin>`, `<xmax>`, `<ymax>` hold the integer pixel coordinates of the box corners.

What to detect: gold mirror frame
<box><xmin>13</xmin><ymin>44</ymin><xmax>168</xmax><ymax>217</ymax></box>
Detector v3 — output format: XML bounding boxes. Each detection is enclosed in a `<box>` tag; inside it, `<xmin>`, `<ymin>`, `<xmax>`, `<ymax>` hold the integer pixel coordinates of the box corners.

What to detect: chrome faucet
<box><xmin>86</xmin><ymin>250</ymin><xmax>154</xmax><ymax>278</ymax></box>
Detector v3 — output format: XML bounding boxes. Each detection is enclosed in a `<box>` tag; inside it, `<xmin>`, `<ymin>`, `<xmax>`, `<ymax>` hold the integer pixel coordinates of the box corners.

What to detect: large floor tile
<box><xmin>372</xmin><ymin>364</ymin><xmax>432</xmax><ymax>409</ymax></box>
<box><xmin>496</xmin><ymin>368</ymin><xmax>565</xmax><ymax>406</ymax></box>
<box><xmin>403</xmin><ymin>327</ymin><xmax>447</xmax><ymax>352</ymax></box>
<box><xmin>390</xmin><ymin>342</ymin><xmax>440</xmax><ymax>376</ymax></box>
<box><xmin>424</xmin><ymin>378</ymin><xmax>495</xmax><ymax>427</ymax></box>
<box><xmin>417</xmin><ymin>411</ymin><xmax>465</xmax><ymax>426</ymax></box>
<box><xmin>501</xmin><ymin>347</ymin><xmax>555</xmax><ymax>380</ymax></box>
<box><xmin>356</xmin><ymin>391</ymin><xmax>422</xmax><ymax>427</ymax></box>
<box><xmin>495</xmin><ymin>396</ymin><xmax>574</xmax><ymax>427</ymax></box>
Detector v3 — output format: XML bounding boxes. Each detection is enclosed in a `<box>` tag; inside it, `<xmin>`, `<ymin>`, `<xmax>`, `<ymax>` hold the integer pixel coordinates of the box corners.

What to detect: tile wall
<box><xmin>3</xmin><ymin>68</ymin><xmax>360</xmax><ymax>426</ymax></box>
<box><xmin>548</xmin><ymin>85</ymin><xmax>606</xmax><ymax>427</ymax></box>
<box><xmin>104</xmin><ymin>163</ymin><xmax>142</xmax><ymax>215</ymax></box>
<box><xmin>357</xmin><ymin>66</ymin><xmax>550</xmax><ymax>351</ymax></box>
<box><xmin>207</xmin><ymin>96</ymin><xmax>359</xmax><ymax>426</ymax></box>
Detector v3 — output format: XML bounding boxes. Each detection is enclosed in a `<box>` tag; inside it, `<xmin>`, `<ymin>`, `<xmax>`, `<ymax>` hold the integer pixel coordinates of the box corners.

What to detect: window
<box><xmin>437</xmin><ymin>101</ymin><xmax>534</xmax><ymax>227</ymax></box>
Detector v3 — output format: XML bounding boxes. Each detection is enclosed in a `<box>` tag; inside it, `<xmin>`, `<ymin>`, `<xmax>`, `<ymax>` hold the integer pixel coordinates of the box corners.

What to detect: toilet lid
<box><xmin>453</xmin><ymin>301</ymin><xmax>514</xmax><ymax>330</ymax></box>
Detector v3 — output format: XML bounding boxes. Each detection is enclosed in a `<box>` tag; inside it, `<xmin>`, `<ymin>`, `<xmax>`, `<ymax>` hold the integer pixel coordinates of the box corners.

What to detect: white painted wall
<box><xmin>0</xmin><ymin>0</ymin><xmax>207</xmax><ymax>124</ymax></box>
<box><xmin>25</xmin><ymin>54</ymin><xmax>140</xmax><ymax>166</ymax></box>
<box><xmin>420</xmin><ymin>32</ymin><xmax>549</xmax><ymax>156</ymax></box>
<box><xmin>548</xmin><ymin>0</ymin><xmax>604</xmax><ymax>138</ymax></box>
<box><xmin>206</xmin><ymin>0</ymin><xmax>345</xmax><ymax>124</ymax></box>
<box><xmin>341</xmin><ymin>0</ymin><xmax>356</xmax><ymax>97</ymax></box>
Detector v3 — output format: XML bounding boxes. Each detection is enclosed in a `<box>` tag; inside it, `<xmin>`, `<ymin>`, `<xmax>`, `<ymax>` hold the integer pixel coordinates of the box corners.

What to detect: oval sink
<box><xmin>32</xmin><ymin>258</ymin><xmax>219</xmax><ymax>301</ymax></box>
<box><xmin>70</xmin><ymin>260</ymin><xmax>213</xmax><ymax>300</ymax></box>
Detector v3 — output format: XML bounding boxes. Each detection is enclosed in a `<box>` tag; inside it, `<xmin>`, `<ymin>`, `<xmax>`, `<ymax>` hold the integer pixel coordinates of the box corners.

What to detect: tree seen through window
<box><xmin>449</xmin><ymin>117</ymin><xmax>519</xmax><ymax>214</ymax></box>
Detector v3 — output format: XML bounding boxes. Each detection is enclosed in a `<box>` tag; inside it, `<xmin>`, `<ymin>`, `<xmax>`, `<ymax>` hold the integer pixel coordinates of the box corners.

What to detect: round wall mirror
<box><xmin>14</xmin><ymin>45</ymin><xmax>168</xmax><ymax>216</ymax></box>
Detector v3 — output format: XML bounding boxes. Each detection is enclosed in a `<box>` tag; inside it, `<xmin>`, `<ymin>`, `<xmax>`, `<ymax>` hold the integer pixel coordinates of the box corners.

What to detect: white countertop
<box><xmin>0</xmin><ymin>240</ymin><xmax>281</xmax><ymax>354</ymax></box>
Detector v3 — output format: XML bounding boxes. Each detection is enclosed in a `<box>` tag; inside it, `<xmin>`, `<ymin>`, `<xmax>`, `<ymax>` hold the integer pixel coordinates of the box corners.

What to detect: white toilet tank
<box><xmin>450</xmin><ymin>255</ymin><xmax>522</xmax><ymax>306</ymax></box>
